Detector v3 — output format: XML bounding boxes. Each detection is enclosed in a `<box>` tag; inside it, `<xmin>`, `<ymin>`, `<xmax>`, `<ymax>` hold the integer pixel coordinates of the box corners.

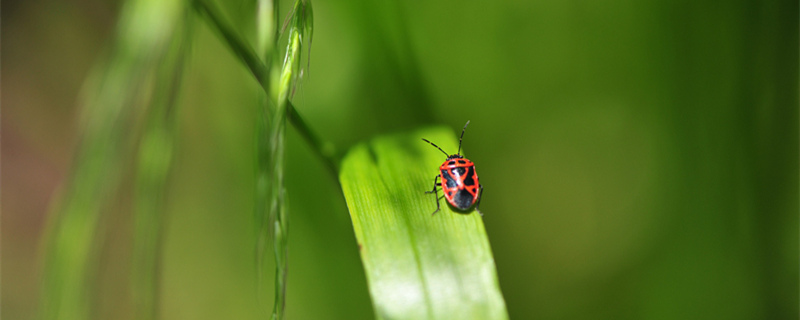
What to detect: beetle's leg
<box><xmin>425</xmin><ymin>175</ymin><xmax>439</xmax><ymax>194</ymax></box>
<box><xmin>475</xmin><ymin>185</ymin><xmax>484</xmax><ymax>216</ymax></box>
<box><xmin>425</xmin><ymin>176</ymin><xmax>441</xmax><ymax>215</ymax></box>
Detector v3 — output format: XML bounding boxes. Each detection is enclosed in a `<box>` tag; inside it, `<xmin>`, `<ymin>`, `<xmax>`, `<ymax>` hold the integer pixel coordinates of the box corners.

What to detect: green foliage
<box><xmin>131</xmin><ymin>13</ymin><xmax>191</xmax><ymax>320</ymax></box>
<box><xmin>340</xmin><ymin>127</ymin><xmax>508</xmax><ymax>320</ymax></box>
<box><xmin>39</xmin><ymin>0</ymin><xmax>187</xmax><ymax>319</ymax></box>
<box><xmin>24</xmin><ymin>0</ymin><xmax>795</xmax><ymax>319</ymax></box>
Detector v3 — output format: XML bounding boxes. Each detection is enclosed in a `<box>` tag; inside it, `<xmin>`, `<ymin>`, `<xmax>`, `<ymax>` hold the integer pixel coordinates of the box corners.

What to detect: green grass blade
<box><xmin>339</xmin><ymin>126</ymin><xmax>508</xmax><ymax>320</ymax></box>
<box><xmin>131</xmin><ymin>16</ymin><xmax>190</xmax><ymax>320</ymax></box>
<box><xmin>39</xmin><ymin>0</ymin><xmax>186</xmax><ymax>319</ymax></box>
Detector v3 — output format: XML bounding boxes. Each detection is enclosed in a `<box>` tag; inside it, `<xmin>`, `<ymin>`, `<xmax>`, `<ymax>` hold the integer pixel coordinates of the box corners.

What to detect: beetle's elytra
<box><xmin>422</xmin><ymin>121</ymin><xmax>483</xmax><ymax>216</ymax></box>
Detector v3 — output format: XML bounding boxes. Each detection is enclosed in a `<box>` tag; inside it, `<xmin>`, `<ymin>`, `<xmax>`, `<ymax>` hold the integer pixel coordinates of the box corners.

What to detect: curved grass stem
<box><xmin>193</xmin><ymin>0</ymin><xmax>269</xmax><ymax>90</ymax></box>
<box><xmin>196</xmin><ymin>1</ymin><xmax>319</xmax><ymax>319</ymax></box>
<box><xmin>193</xmin><ymin>0</ymin><xmax>332</xmax><ymax>175</ymax></box>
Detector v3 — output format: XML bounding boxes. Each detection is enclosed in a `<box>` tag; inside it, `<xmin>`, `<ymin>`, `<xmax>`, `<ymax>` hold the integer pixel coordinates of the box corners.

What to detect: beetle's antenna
<box><xmin>422</xmin><ymin>138</ymin><xmax>449</xmax><ymax>157</ymax></box>
<box><xmin>457</xmin><ymin>120</ymin><xmax>470</xmax><ymax>155</ymax></box>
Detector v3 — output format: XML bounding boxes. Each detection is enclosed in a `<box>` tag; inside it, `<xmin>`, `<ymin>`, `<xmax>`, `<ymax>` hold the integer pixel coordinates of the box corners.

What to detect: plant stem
<box><xmin>193</xmin><ymin>0</ymin><xmax>269</xmax><ymax>90</ymax></box>
<box><xmin>193</xmin><ymin>0</ymin><xmax>335</xmax><ymax>175</ymax></box>
<box><xmin>195</xmin><ymin>3</ymin><xmax>322</xmax><ymax>320</ymax></box>
<box><xmin>287</xmin><ymin>101</ymin><xmax>338</xmax><ymax>174</ymax></box>
<box><xmin>265</xmin><ymin>3</ymin><xmax>304</xmax><ymax>318</ymax></box>
<box><xmin>254</xmin><ymin>1</ymin><xmax>279</xmax><ymax>318</ymax></box>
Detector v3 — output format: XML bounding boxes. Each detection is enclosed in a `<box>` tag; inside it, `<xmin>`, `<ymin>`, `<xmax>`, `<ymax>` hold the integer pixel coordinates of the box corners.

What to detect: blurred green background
<box><xmin>3</xmin><ymin>0</ymin><xmax>798</xmax><ymax>319</ymax></box>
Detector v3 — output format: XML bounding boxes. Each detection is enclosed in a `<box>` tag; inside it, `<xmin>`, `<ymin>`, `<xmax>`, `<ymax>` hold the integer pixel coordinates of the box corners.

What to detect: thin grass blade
<box><xmin>131</xmin><ymin>14</ymin><xmax>191</xmax><ymax>320</ymax></box>
<box><xmin>39</xmin><ymin>1</ymin><xmax>186</xmax><ymax>319</ymax></box>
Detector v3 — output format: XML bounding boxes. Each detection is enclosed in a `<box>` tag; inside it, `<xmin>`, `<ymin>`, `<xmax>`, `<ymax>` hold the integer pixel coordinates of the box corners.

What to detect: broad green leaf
<box><xmin>339</xmin><ymin>126</ymin><xmax>508</xmax><ymax>320</ymax></box>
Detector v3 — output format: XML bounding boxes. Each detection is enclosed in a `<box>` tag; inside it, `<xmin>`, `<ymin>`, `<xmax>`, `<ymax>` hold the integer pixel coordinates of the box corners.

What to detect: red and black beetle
<box><xmin>422</xmin><ymin>121</ymin><xmax>483</xmax><ymax>216</ymax></box>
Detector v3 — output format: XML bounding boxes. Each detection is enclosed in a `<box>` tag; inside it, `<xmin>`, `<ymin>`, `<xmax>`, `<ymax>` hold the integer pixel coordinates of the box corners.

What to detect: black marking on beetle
<box><xmin>452</xmin><ymin>167</ymin><xmax>466</xmax><ymax>176</ymax></box>
<box><xmin>453</xmin><ymin>189</ymin><xmax>474</xmax><ymax>209</ymax></box>
<box><xmin>442</xmin><ymin>170</ymin><xmax>457</xmax><ymax>188</ymax></box>
<box><xmin>464</xmin><ymin>166</ymin><xmax>475</xmax><ymax>185</ymax></box>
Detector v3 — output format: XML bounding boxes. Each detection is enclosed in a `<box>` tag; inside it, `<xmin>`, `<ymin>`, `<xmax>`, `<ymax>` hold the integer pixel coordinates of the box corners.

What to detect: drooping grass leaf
<box><xmin>131</xmin><ymin>15</ymin><xmax>190</xmax><ymax>320</ymax></box>
<box><xmin>339</xmin><ymin>126</ymin><xmax>508</xmax><ymax>320</ymax></box>
<box><xmin>39</xmin><ymin>1</ymin><xmax>187</xmax><ymax>319</ymax></box>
